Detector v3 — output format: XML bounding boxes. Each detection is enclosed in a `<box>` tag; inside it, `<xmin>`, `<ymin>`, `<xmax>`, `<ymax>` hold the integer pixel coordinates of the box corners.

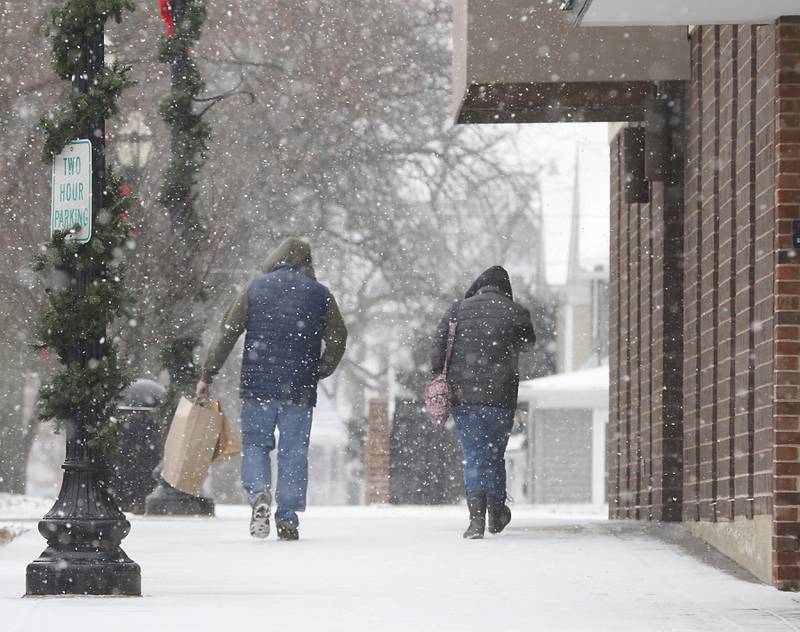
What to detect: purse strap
<box><xmin>442</xmin><ymin>301</ymin><xmax>460</xmax><ymax>378</ymax></box>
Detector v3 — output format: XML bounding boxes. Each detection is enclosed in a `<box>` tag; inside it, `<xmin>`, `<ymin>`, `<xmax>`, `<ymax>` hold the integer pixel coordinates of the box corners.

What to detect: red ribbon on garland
<box><xmin>160</xmin><ymin>0</ymin><xmax>174</xmax><ymax>37</ymax></box>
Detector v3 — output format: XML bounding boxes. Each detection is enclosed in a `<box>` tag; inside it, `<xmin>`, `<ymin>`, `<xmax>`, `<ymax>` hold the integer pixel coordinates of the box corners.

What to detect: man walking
<box><xmin>196</xmin><ymin>238</ymin><xmax>347</xmax><ymax>540</ymax></box>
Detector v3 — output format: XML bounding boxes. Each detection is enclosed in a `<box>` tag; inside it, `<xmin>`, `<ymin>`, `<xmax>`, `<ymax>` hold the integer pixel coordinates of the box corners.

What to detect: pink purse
<box><xmin>425</xmin><ymin>303</ymin><xmax>459</xmax><ymax>425</ymax></box>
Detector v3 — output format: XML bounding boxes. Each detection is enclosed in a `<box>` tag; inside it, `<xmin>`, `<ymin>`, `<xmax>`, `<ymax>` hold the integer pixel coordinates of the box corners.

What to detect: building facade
<box><xmin>556</xmin><ymin>156</ymin><xmax>610</xmax><ymax>373</ymax></box>
<box><xmin>519</xmin><ymin>365</ymin><xmax>608</xmax><ymax>507</ymax></box>
<box><xmin>454</xmin><ymin>1</ymin><xmax>800</xmax><ymax>589</ymax></box>
<box><xmin>609</xmin><ymin>18</ymin><xmax>800</xmax><ymax>589</ymax></box>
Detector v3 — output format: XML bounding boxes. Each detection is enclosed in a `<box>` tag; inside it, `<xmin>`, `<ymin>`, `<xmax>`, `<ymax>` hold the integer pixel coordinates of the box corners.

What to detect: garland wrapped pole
<box><xmin>145</xmin><ymin>0</ymin><xmax>215</xmax><ymax>516</ymax></box>
<box><xmin>158</xmin><ymin>0</ymin><xmax>210</xmax><ymax>436</ymax></box>
<box><xmin>146</xmin><ymin>0</ymin><xmax>252</xmax><ymax>516</ymax></box>
<box><xmin>26</xmin><ymin>0</ymin><xmax>140</xmax><ymax>596</ymax></box>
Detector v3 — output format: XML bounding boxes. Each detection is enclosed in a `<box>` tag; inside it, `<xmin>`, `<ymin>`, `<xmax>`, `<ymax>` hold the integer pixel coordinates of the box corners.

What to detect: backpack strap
<box><xmin>442</xmin><ymin>301</ymin><xmax>461</xmax><ymax>378</ymax></box>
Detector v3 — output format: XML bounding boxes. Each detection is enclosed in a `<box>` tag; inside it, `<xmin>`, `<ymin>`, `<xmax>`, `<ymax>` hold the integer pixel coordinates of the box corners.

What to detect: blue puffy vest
<box><xmin>240</xmin><ymin>263</ymin><xmax>329</xmax><ymax>406</ymax></box>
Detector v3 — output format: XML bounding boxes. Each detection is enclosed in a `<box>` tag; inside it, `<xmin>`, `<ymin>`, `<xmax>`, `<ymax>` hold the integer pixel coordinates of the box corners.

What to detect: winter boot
<box><xmin>276</xmin><ymin>521</ymin><xmax>299</xmax><ymax>541</ymax></box>
<box><xmin>487</xmin><ymin>495</ymin><xmax>512</xmax><ymax>534</ymax></box>
<box><xmin>249</xmin><ymin>492</ymin><xmax>271</xmax><ymax>539</ymax></box>
<box><xmin>463</xmin><ymin>492</ymin><xmax>487</xmax><ymax>539</ymax></box>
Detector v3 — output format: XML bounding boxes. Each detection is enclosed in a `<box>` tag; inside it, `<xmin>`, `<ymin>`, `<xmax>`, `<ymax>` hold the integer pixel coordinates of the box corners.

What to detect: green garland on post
<box><xmin>156</xmin><ymin>0</ymin><xmax>211</xmax><ymax>422</ymax></box>
<box><xmin>42</xmin><ymin>0</ymin><xmax>135</xmax><ymax>160</ymax></box>
<box><xmin>158</xmin><ymin>0</ymin><xmax>211</xmax><ymax>230</ymax></box>
<box><xmin>33</xmin><ymin>0</ymin><xmax>137</xmax><ymax>455</ymax></box>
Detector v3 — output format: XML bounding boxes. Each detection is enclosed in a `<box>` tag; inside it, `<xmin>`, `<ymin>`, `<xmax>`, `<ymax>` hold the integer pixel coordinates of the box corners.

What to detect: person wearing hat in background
<box><xmin>431</xmin><ymin>266</ymin><xmax>535</xmax><ymax>539</ymax></box>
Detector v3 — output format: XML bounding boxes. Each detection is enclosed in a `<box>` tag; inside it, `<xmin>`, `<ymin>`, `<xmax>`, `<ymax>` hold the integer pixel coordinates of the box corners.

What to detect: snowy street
<box><xmin>3</xmin><ymin>505</ymin><xmax>800</xmax><ymax>631</ymax></box>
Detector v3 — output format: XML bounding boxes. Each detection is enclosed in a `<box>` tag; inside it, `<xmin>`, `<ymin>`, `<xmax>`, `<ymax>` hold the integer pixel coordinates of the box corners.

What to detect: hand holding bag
<box><xmin>425</xmin><ymin>302</ymin><xmax>460</xmax><ymax>425</ymax></box>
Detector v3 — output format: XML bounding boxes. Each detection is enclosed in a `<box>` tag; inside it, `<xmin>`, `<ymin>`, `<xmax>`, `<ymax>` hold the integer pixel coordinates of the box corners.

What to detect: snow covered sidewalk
<box><xmin>3</xmin><ymin>505</ymin><xmax>800</xmax><ymax>631</ymax></box>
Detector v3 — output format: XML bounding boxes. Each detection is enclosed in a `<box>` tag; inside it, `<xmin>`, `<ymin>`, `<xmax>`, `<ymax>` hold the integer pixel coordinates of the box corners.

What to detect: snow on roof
<box><xmin>518</xmin><ymin>364</ymin><xmax>609</xmax><ymax>410</ymax></box>
<box><xmin>506</xmin><ymin>433</ymin><xmax>526</xmax><ymax>453</ymax></box>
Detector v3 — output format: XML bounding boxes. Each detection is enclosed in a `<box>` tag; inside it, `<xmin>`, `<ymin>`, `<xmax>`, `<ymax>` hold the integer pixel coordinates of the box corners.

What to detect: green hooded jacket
<box><xmin>199</xmin><ymin>238</ymin><xmax>348</xmax><ymax>385</ymax></box>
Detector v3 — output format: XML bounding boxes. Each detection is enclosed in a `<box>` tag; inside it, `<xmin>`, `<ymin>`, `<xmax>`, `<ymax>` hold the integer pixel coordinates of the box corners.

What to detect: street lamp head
<box><xmin>116</xmin><ymin>111</ymin><xmax>153</xmax><ymax>169</ymax></box>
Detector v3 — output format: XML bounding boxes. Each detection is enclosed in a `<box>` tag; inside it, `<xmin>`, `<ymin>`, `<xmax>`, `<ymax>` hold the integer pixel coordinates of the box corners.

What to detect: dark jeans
<box><xmin>453</xmin><ymin>404</ymin><xmax>514</xmax><ymax>498</ymax></box>
<box><xmin>240</xmin><ymin>398</ymin><xmax>313</xmax><ymax>528</ymax></box>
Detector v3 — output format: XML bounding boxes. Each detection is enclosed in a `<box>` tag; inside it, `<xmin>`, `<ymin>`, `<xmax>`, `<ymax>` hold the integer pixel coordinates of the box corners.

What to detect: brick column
<box><xmin>698</xmin><ymin>27</ymin><xmax>721</xmax><ymax>523</ymax></box>
<box><xmin>773</xmin><ymin>16</ymin><xmax>800</xmax><ymax>591</ymax></box>
<box><xmin>608</xmin><ymin>132</ymin><xmax>622</xmax><ymax>519</ymax></box>
<box><xmin>607</xmin><ymin>83</ymin><xmax>684</xmax><ymax>522</ymax></box>
<box><xmin>684</xmin><ymin>28</ymin><xmax>704</xmax><ymax>523</ymax></box>
<box><xmin>656</xmin><ymin>82</ymin><xmax>686</xmax><ymax>523</ymax></box>
<box><xmin>365</xmin><ymin>398</ymin><xmax>390</xmax><ymax>504</ymax></box>
<box><xmin>734</xmin><ymin>25</ymin><xmax>758</xmax><ymax>522</ymax></box>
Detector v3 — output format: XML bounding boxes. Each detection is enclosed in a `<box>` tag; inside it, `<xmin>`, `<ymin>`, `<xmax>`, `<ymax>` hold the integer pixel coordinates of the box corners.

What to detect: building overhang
<box><xmin>566</xmin><ymin>0</ymin><xmax>800</xmax><ymax>27</ymax></box>
<box><xmin>453</xmin><ymin>0</ymin><xmax>690</xmax><ymax>125</ymax></box>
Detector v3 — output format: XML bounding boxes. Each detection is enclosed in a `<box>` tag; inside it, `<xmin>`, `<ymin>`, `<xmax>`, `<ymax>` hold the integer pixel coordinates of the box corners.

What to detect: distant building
<box><xmin>509</xmin><ymin>156</ymin><xmax>610</xmax><ymax>508</ymax></box>
<box><xmin>554</xmin><ymin>154</ymin><xmax>609</xmax><ymax>373</ymax></box>
<box><xmin>518</xmin><ymin>365</ymin><xmax>609</xmax><ymax>507</ymax></box>
<box><xmin>307</xmin><ymin>389</ymin><xmax>350</xmax><ymax>506</ymax></box>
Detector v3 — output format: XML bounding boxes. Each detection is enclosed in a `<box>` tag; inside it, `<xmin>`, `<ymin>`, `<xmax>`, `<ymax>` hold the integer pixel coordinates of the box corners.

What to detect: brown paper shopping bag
<box><xmin>211</xmin><ymin>400</ymin><xmax>242</xmax><ymax>463</ymax></box>
<box><xmin>162</xmin><ymin>397</ymin><xmax>224</xmax><ymax>496</ymax></box>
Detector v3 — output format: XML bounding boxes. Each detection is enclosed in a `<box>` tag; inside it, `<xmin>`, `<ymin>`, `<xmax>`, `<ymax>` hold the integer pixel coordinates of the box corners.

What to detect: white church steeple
<box><xmin>567</xmin><ymin>150</ymin><xmax>582</xmax><ymax>283</ymax></box>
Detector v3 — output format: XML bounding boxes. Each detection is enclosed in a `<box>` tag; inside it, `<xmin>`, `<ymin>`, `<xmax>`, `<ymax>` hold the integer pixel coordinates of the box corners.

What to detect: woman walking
<box><xmin>431</xmin><ymin>266</ymin><xmax>535</xmax><ymax>539</ymax></box>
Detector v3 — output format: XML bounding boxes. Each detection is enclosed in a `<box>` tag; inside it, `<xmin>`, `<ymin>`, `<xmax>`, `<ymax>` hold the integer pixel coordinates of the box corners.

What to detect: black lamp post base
<box><xmin>25</xmin><ymin>424</ymin><xmax>142</xmax><ymax>597</ymax></box>
<box><xmin>145</xmin><ymin>479</ymin><xmax>215</xmax><ymax>516</ymax></box>
<box><xmin>26</xmin><ymin>554</ymin><xmax>141</xmax><ymax>596</ymax></box>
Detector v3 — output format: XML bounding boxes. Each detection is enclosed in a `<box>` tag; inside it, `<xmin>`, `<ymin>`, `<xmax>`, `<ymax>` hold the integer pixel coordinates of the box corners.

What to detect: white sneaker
<box><xmin>249</xmin><ymin>492</ymin><xmax>271</xmax><ymax>539</ymax></box>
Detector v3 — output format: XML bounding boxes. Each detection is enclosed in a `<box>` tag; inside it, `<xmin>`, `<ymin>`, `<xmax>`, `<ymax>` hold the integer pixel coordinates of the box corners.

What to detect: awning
<box><xmin>566</xmin><ymin>0</ymin><xmax>800</xmax><ymax>27</ymax></box>
<box><xmin>453</xmin><ymin>0</ymin><xmax>689</xmax><ymax>124</ymax></box>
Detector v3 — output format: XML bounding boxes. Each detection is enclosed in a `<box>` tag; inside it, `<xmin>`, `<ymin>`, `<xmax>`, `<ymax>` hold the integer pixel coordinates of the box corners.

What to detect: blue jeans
<box><xmin>453</xmin><ymin>405</ymin><xmax>515</xmax><ymax>499</ymax></box>
<box><xmin>240</xmin><ymin>398</ymin><xmax>313</xmax><ymax>528</ymax></box>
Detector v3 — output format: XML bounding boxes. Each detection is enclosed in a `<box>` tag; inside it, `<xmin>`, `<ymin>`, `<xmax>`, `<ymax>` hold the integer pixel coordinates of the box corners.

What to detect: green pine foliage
<box><xmin>33</xmin><ymin>0</ymin><xmax>136</xmax><ymax>455</ymax></box>
<box><xmin>157</xmin><ymin>0</ymin><xmax>211</xmax><ymax>229</ymax></box>
<box><xmin>155</xmin><ymin>0</ymin><xmax>211</xmax><ymax>417</ymax></box>
<box><xmin>48</xmin><ymin>0</ymin><xmax>134</xmax><ymax>78</ymax></box>
<box><xmin>41</xmin><ymin>64</ymin><xmax>134</xmax><ymax>162</ymax></box>
<box><xmin>42</xmin><ymin>0</ymin><xmax>135</xmax><ymax>161</ymax></box>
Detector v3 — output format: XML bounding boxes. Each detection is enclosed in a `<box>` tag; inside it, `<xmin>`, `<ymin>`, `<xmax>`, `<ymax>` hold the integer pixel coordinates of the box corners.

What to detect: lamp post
<box><xmin>26</xmin><ymin>18</ymin><xmax>140</xmax><ymax>597</ymax></box>
<box><xmin>115</xmin><ymin>111</ymin><xmax>153</xmax><ymax>184</ymax></box>
<box><xmin>144</xmin><ymin>0</ymin><xmax>216</xmax><ymax>518</ymax></box>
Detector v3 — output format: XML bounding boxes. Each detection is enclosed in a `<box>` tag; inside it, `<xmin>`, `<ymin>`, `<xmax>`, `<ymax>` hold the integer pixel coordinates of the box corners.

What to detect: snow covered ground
<box><xmin>0</xmin><ymin>494</ymin><xmax>55</xmax><ymax>546</ymax></box>
<box><xmin>3</xmin><ymin>504</ymin><xmax>800</xmax><ymax>631</ymax></box>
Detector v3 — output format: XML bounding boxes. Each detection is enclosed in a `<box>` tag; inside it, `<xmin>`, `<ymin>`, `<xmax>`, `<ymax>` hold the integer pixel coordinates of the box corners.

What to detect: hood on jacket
<box><xmin>464</xmin><ymin>265</ymin><xmax>513</xmax><ymax>301</ymax></box>
<box><xmin>262</xmin><ymin>237</ymin><xmax>316</xmax><ymax>279</ymax></box>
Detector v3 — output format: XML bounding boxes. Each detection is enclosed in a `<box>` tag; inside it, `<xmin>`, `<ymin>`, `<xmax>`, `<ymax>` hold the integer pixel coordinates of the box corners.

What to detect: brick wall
<box><xmin>733</xmin><ymin>25</ymin><xmax>759</xmax><ymax>521</ymax></box>
<box><xmin>609</xmin><ymin>25</ymin><xmax>774</xmax><ymax>528</ymax></box>
<box><xmin>609</xmin><ymin>20</ymin><xmax>800</xmax><ymax>587</ymax></box>
<box><xmin>608</xmin><ymin>93</ymin><xmax>684</xmax><ymax>521</ymax></box>
<box><xmin>609</xmin><ymin>130</ymin><xmax>633</xmax><ymax>518</ymax></box>
<box><xmin>608</xmin><ymin>131</ymin><xmax>621</xmax><ymax>516</ymax></box>
<box><xmin>682</xmin><ymin>24</ymin><xmax>775</xmax><ymax>525</ymax></box>
<box><xmin>772</xmin><ymin>16</ymin><xmax>800</xmax><ymax>591</ymax></box>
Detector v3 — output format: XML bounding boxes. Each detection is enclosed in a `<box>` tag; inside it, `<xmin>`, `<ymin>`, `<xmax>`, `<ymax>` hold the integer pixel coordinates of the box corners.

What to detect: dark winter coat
<box><xmin>240</xmin><ymin>262</ymin><xmax>329</xmax><ymax>406</ymax></box>
<box><xmin>431</xmin><ymin>266</ymin><xmax>535</xmax><ymax>410</ymax></box>
<box><xmin>199</xmin><ymin>238</ymin><xmax>348</xmax><ymax>406</ymax></box>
